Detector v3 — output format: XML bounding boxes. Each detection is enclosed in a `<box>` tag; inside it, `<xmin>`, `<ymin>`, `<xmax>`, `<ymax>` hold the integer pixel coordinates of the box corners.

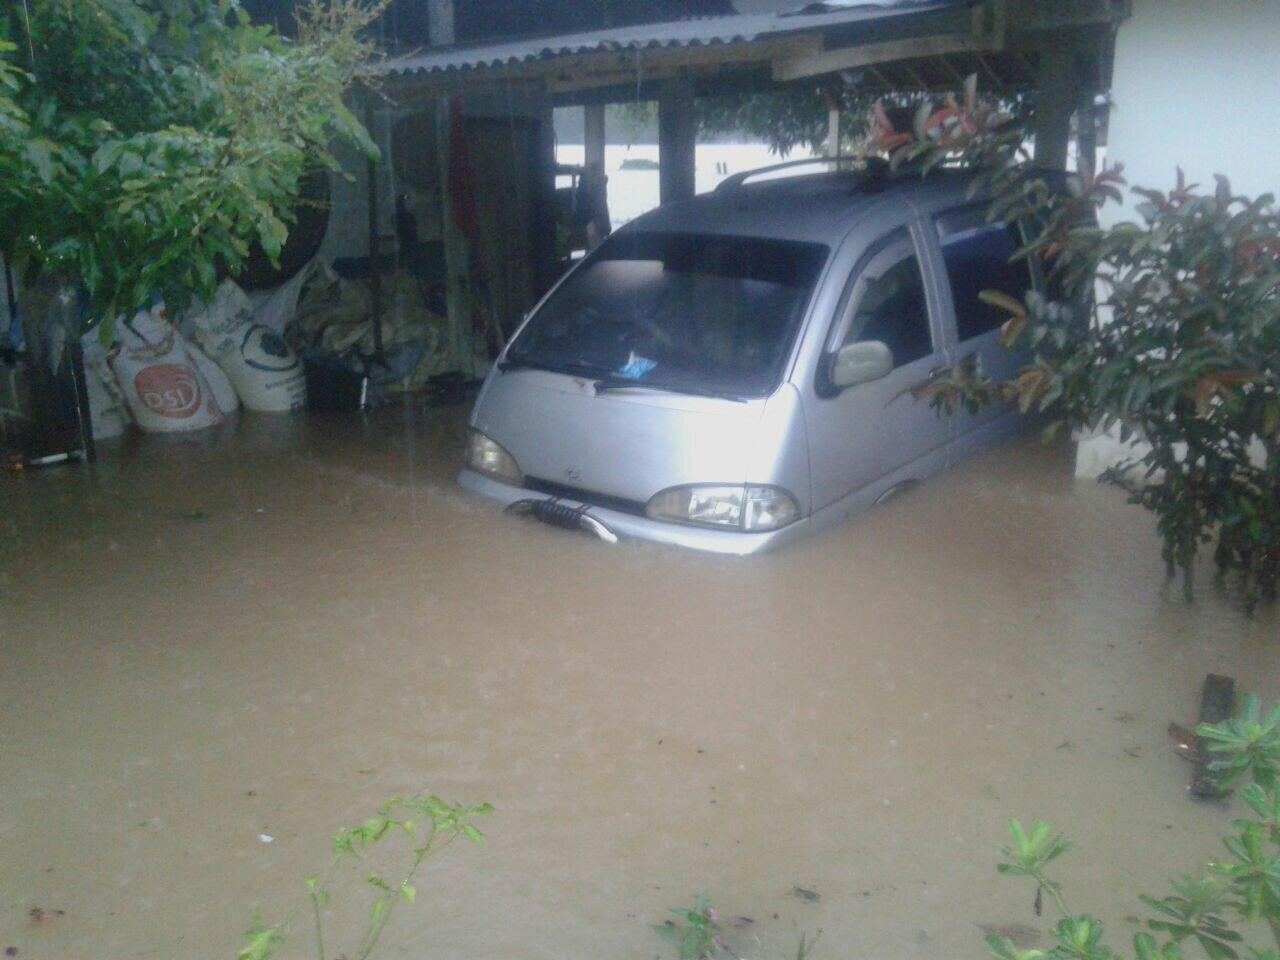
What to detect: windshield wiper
<box><xmin>592</xmin><ymin>375</ymin><xmax>748</xmax><ymax>403</ymax></box>
<box><xmin>498</xmin><ymin>357</ymin><xmax>612</xmax><ymax>378</ymax></box>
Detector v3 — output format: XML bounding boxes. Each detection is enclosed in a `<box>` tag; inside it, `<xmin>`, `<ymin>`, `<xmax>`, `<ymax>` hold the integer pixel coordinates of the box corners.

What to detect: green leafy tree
<box><xmin>0</xmin><ymin>0</ymin><xmax>384</xmax><ymax>335</ymax></box>
<box><xmin>858</xmin><ymin>80</ymin><xmax>1280</xmax><ymax>608</ymax></box>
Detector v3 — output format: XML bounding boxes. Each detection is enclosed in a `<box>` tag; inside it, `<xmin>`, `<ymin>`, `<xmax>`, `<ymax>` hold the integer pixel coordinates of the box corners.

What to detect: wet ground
<box><xmin>1</xmin><ymin>402</ymin><xmax>1276</xmax><ymax>960</ymax></box>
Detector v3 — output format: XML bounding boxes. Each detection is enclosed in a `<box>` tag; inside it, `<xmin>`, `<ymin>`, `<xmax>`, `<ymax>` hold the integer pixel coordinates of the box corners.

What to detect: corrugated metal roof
<box><xmin>378</xmin><ymin>0</ymin><xmax>967</xmax><ymax>76</ymax></box>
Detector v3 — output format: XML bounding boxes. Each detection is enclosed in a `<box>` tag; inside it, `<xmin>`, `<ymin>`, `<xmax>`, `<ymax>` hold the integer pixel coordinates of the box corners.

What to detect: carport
<box><xmin>355</xmin><ymin>0</ymin><xmax>1124</xmax><ymax>378</ymax></box>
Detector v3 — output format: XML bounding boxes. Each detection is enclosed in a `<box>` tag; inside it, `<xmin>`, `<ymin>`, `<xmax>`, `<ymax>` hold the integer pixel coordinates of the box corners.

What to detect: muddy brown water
<box><xmin>1</xmin><ymin>404</ymin><xmax>1276</xmax><ymax>959</ymax></box>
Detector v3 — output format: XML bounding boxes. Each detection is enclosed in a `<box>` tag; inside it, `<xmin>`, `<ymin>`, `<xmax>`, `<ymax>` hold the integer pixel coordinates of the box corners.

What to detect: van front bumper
<box><xmin>457</xmin><ymin>469</ymin><xmax>809</xmax><ymax>556</ymax></box>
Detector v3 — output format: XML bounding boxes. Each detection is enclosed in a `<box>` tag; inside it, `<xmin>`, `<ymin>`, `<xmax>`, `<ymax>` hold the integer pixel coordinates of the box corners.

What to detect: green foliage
<box><xmin>871</xmin><ymin>80</ymin><xmax>1280</xmax><ymax>609</ymax></box>
<box><xmin>996</xmin><ymin>818</ymin><xmax>1075</xmax><ymax>917</ymax></box>
<box><xmin>653</xmin><ymin>893</ymin><xmax>821</xmax><ymax>960</ymax></box>
<box><xmin>987</xmin><ymin>696</ymin><xmax>1280</xmax><ymax>960</ymax></box>
<box><xmin>609</xmin><ymin>75</ymin><xmax>1025</xmax><ymax>158</ymax></box>
<box><xmin>0</xmin><ymin>0</ymin><xmax>384</xmax><ymax>335</ymax></box>
<box><xmin>239</xmin><ymin>793</ymin><xmax>492</xmax><ymax>960</ymax></box>
<box><xmin>1201</xmin><ymin>693</ymin><xmax>1280</xmax><ymax>791</ymax></box>
<box><xmin>654</xmin><ymin>892</ymin><xmax>730</xmax><ymax>960</ymax></box>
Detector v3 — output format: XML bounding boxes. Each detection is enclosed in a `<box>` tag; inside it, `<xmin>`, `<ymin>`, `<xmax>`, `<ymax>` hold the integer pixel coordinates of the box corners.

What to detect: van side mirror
<box><xmin>829</xmin><ymin>340</ymin><xmax>893</xmax><ymax>388</ymax></box>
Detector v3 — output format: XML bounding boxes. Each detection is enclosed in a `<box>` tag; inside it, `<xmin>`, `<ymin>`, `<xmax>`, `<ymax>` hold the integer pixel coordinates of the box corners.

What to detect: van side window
<box><xmin>832</xmin><ymin>228</ymin><xmax>931</xmax><ymax>369</ymax></box>
<box><xmin>936</xmin><ymin>207</ymin><xmax>1033</xmax><ymax>342</ymax></box>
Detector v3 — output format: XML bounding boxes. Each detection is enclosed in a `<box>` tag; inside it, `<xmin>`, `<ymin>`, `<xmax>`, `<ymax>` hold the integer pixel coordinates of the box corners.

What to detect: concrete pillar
<box><xmin>1033</xmin><ymin>40</ymin><xmax>1078</xmax><ymax>170</ymax></box>
<box><xmin>658</xmin><ymin>78</ymin><xmax>696</xmax><ymax>204</ymax></box>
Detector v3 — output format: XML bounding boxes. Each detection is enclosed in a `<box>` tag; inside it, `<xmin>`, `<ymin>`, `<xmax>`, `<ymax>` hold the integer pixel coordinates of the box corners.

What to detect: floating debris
<box><xmin>977</xmin><ymin>923</ymin><xmax>1041</xmax><ymax>948</ymax></box>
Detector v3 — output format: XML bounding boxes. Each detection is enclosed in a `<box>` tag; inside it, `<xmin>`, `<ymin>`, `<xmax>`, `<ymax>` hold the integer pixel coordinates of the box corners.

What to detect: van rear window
<box><xmin>507</xmin><ymin>232</ymin><xmax>828</xmax><ymax>397</ymax></box>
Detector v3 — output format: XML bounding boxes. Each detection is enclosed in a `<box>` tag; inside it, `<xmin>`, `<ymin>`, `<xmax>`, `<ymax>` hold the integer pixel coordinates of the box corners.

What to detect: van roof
<box><xmin>624</xmin><ymin>166</ymin><xmax>977</xmax><ymax>246</ymax></box>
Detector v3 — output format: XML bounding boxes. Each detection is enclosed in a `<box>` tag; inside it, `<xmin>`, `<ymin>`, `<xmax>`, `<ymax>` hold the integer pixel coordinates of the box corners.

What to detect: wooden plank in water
<box><xmin>1189</xmin><ymin>674</ymin><xmax>1236</xmax><ymax>801</ymax></box>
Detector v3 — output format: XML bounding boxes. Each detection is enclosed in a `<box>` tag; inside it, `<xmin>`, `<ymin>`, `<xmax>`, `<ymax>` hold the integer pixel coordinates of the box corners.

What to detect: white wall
<box><xmin>1075</xmin><ymin>0</ymin><xmax>1280</xmax><ymax>478</ymax></box>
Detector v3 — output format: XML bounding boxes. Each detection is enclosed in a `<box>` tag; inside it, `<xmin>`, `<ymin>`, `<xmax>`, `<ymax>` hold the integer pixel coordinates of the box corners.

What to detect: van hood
<box><xmin>471</xmin><ymin>368</ymin><xmax>767</xmax><ymax>506</ymax></box>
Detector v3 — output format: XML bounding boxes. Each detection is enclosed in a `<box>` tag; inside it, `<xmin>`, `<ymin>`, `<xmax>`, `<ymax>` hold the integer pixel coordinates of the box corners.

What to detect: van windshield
<box><xmin>507</xmin><ymin>232</ymin><xmax>829</xmax><ymax>398</ymax></box>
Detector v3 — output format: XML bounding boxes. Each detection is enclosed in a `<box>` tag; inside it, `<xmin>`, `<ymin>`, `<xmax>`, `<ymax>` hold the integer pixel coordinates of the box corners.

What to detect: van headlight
<box><xmin>645</xmin><ymin>484</ymin><xmax>799</xmax><ymax>532</ymax></box>
<box><xmin>466</xmin><ymin>429</ymin><xmax>524</xmax><ymax>485</ymax></box>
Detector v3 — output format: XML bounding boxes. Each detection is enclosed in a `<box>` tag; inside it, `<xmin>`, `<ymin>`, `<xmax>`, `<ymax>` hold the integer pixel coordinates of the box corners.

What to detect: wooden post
<box><xmin>658</xmin><ymin>78</ymin><xmax>696</xmax><ymax>205</ymax></box>
<box><xmin>822</xmin><ymin>88</ymin><xmax>840</xmax><ymax>158</ymax></box>
<box><xmin>584</xmin><ymin>104</ymin><xmax>606</xmax><ymax>177</ymax></box>
<box><xmin>1076</xmin><ymin>91</ymin><xmax>1097</xmax><ymax>179</ymax></box>
<box><xmin>364</xmin><ymin>94</ymin><xmax>384</xmax><ymax>359</ymax></box>
<box><xmin>531</xmin><ymin>102</ymin><xmax>560</xmax><ymax>296</ymax></box>
<box><xmin>1033</xmin><ymin>40</ymin><xmax>1077</xmax><ymax>170</ymax></box>
<box><xmin>1190</xmin><ymin>675</ymin><xmax>1236</xmax><ymax>800</ymax></box>
<box><xmin>427</xmin><ymin>0</ymin><xmax>454</xmax><ymax>45</ymax></box>
<box><xmin>436</xmin><ymin>96</ymin><xmax>473</xmax><ymax>375</ymax></box>
<box><xmin>583</xmin><ymin>103</ymin><xmax>609</xmax><ymax>248</ymax></box>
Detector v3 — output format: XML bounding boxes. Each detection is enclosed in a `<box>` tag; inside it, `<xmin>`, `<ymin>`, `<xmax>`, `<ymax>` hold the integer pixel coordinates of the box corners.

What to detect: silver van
<box><xmin>459</xmin><ymin>161</ymin><xmax>1033</xmax><ymax>554</ymax></box>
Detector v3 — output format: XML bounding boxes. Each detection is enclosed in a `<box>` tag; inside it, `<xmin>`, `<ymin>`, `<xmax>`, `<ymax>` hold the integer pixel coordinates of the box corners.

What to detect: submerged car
<box><xmin>459</xmin><ymin>159</ymin><xmax>1036</xmax><ymax>554</ymax></box>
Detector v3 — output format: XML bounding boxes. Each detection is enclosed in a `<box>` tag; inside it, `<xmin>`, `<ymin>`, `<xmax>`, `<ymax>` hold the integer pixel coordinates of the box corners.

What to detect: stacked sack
<box><xmin>184</xmin><ymin>279</ymin><xmax>307</xmax><ymax>413</ymax></box>
<box><xmin>107</xmin><ymin>304</ymin><xmax>234</xmax><ymax>433</ymax></box>
<box><xmin>92</xmin><ymin>279</ymin><xmax>308</xmax><ymax>436</ymax></box>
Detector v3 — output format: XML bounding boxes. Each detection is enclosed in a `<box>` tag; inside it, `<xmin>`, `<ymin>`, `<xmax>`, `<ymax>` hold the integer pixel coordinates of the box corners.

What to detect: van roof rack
<box><xmin>714</xmin><ymin>155</ymin><xmax>881</xmax><ymax>194</ymax></box>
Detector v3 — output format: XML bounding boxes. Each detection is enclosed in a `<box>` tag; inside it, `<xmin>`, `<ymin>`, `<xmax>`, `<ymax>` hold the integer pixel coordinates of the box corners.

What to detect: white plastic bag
<box><xmin>187</xmin><ymin>340</ymin><xmax>240</xmax><ymax>415</ymax></box>
<box><xmin>109</xmin><ymin>306</ymin><xmax>225</xmax><ymax>433</ymax></box>
<box><xmin>186</xmin><ymin>280</ymin><xmax>306</xmax><ymax>412</ymax></box>
<box><xmin>246</xmin><ymin>258</ymin><xmax>323</xmax><ymax>333</ymax></box>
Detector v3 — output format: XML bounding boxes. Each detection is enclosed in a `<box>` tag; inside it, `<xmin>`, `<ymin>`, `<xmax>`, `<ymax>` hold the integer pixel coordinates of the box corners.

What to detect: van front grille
<box><xmin>523</xmin><ymin>477</ymin><xmax>647</xmax><ymax>516</ymax></box>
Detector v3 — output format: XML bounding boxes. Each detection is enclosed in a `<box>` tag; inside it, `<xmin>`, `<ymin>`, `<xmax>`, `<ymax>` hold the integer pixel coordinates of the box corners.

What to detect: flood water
<box><xmin>1</xmin><ymin>403</ymin><xmax>1276</xmax><ymax>959</ymax></box>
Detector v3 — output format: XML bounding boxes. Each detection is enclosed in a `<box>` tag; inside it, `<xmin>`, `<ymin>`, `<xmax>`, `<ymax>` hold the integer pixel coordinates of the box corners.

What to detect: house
<box><xmin>1074</xmin><ymin>0</ymin><xmax>1280</xmax><ymax>478</ymax></box>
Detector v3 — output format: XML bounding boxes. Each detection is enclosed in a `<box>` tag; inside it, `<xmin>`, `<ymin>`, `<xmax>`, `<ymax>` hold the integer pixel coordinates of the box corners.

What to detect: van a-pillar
<box><xmin>658</xmin><ymin>77</ymin><xmax>696</xmax><ymax>205</ymax></box>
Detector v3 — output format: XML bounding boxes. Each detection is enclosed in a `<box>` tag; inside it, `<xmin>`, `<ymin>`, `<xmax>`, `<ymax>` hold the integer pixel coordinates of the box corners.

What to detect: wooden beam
<box><xmin>1007</xmin><ymin>0</ymin><xmax>1129</xmax><ymax>32</ymax></box>
<box><xmin>771</xmin><ymin>32</ymin><xmax>999</xmax><ymax>83</ymax></box>
<box><xmin>549</xmin><ymin>65</ymin><xmax>677</xmax><ymax>96</ymax></box>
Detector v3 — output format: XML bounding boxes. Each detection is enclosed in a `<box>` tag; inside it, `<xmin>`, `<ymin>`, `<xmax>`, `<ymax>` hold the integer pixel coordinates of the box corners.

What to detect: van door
<box><xmin>805</xmin><ymin>221</ymin><xmax>954</xmax><ymax>515</ymax></box>
<box><xmin>931</xmin><ymin>205</ymin><xmax>1034</xmax><ymax>437</ymax></box>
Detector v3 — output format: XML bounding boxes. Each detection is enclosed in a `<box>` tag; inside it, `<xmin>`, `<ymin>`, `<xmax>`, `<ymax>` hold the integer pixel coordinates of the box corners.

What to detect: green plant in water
<box><xmin>655</xmin><ymin>892</ymin><xmax>731</xmax><ymax>960</ymax></box>
<box><xmin>238</xmin><ymin>793</ymin><xmax>492</xmax><ymax>960</ymax></box>
<box><xmin>654</xmin><ymin>893</ymin><xmax>820</xmax><ymax>960</ymax></box>
<box><xmin>987</xmin><ymin>694</ymin><xmax>1280</xmax><ymax>960</ymax></box>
